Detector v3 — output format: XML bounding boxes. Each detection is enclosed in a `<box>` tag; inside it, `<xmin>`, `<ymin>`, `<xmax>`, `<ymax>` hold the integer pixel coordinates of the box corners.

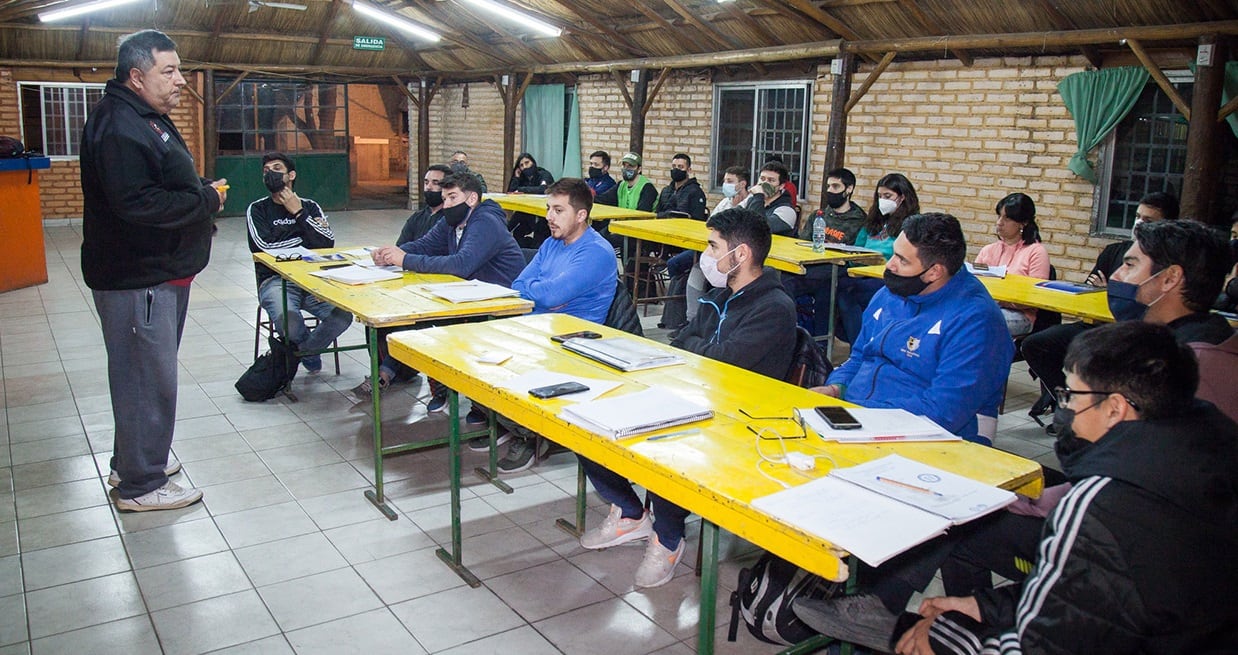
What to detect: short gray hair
<box><xmin>115</xmin><ymin>30</ymin><xmax>177</xmax><ymax>81</ymax></box>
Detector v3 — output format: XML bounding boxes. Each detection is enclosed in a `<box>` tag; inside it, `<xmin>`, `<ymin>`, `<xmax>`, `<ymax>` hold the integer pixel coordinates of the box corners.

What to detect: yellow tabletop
<box><xmin>388</xmin><ymin>313</ymin><xmax>1042</xmax><ymax>582</ymax></box>
<box><xmin>610</xmin><ymin>218</ymin><xmax>884</xmax><ymax>275</ymax></box>
<box><xmin>254</xmin><ymin>251</ymin><xmax>534</xmax><ymax>328</ymax></box>
<box><xmin>849</xmin><ymin>264</ymin><xmax>1114</xmax><ymax>323</ymax></box>
<box><xmin>487</xmin><ymin>193</ymin><xmax>657</xmax><ymax>222</ymax></box>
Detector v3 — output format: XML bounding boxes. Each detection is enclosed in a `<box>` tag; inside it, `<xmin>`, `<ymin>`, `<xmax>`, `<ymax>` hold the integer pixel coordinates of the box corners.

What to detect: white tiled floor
<box><xmin>0</xmin><ymin>211</ymin><xmax>1059</xmax><ymax>654</ymax></box>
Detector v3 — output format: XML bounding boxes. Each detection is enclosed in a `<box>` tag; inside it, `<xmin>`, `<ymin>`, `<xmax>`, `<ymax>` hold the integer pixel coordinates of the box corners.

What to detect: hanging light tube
<box><xmin>39</xmin><ymin>0</ymin><xmax>143</xmax><ymax>23</ymax></box>
<box><xmin>352</xmin><ymin>1</ymin><xmax>441</xmax><ymax>42</ymax></box>
<box><xmin>458</xmin><ymin>0</ymin><xmax>561</xmax><ymax>37</ymax></box>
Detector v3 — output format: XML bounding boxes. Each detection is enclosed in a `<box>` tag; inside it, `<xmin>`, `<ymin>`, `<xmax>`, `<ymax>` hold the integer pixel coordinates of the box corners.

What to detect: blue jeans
<box><xmin>666</xmin><ymin>250</ymin><xmax>695</xmax><ymax>278</ymax></box>
<box><xmin>258</xmin><ymin>276</ymin><xmax>352</xmax><ymax>363</ymax></box>
<box><xmin>782</xmin><ymin>264</ymin><xmax>838</xmax><ymax>337</ymax></box>
<box><xmin>580</xmin><ymin>456</ymin><xmax>691</xmax><ymax>549</ymax></box>
<box><xmin>835</xmin><ymin>275</ymin><xmax>884</xmax><ymax>344</ymax></box>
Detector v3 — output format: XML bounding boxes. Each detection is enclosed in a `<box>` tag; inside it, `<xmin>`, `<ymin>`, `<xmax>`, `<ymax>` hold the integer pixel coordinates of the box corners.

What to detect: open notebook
<box><xmin>559</xmin><ymin>386</ymin><xmax>712</xmax><ymax>439</ymax></box>
<box><xmin>561</xmin><ymin>336</ymin><xmax>684</xmax><ymax>372</ymax></box>
<box><xmin>752</xmin><ymin>454</ymin><xmax>1017</xmax><ymax>566</ymax></box>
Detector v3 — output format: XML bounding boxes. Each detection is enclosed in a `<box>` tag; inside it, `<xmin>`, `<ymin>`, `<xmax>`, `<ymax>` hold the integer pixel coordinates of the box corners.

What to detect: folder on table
<box><xmin>559</xmin><ymin>387</ymin><xmax>712</xmax><ymax>439</ymax></box>
<box><xmin>1036</xmin><ymin>280</ymin><xmax>1104</xmax><ymax>294</ymax></box>
<box><xmin>308</xmin><ymin>265</ymin><xmax>402</xmax><ymax>285</ymax></box>
<box><xmin>561</xmin><ymin>336</ymin><xmax>684</xmax><ymax>372</ymax></box>
<box><xmin>421</xmin><ymin>280</ymin><xmax>521</xmax><ymax>303</ymax></box>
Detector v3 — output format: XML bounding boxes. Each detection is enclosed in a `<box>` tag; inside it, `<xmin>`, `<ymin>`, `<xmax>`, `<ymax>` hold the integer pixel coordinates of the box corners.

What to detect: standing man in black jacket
<box><xmin>81</xmin><ymin>30</ymin><xmax>226</xmax><ymax>512</ymax></box>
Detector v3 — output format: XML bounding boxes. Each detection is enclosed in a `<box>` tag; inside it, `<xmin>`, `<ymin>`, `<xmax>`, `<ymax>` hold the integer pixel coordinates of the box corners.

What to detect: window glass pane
<box><xmin>712</xmin><ymin>84</ymin><xmax>811</xmax><ymax>196</ymax></box>
<box><xmin>42</xmin><ymin>87</ymin><xmax>67</xmax><ymax>156</ymax></box>
<box><xmin>216</xmin><ymin>79</ymin><xmax>348</xmax><ymax>156</ymax></box>
<box><xmin>17</xmin><ymin>83</ymin><xmax>103</xmax><ymax>157</ymax></box>
<box><xmin>714</xmin><ymin>88</ymin><xmax>754</xmax><ymax>188</ymax></box>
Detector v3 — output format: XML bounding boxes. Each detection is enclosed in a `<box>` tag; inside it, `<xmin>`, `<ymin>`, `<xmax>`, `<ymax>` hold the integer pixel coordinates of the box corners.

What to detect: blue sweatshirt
<box><xmin>398</xmin><ymin>199</ymin><xmax>525</xmax><ymax>286</ymax></box>
<box><xmin>514</xmin><ymin>226</ymin><xmax>616</xmax><ymax>323</ymax></box>
<box><xmin>828</xmin><ymin>268</ymin><xmax>1013</xmax><ymax>443</ymax></box>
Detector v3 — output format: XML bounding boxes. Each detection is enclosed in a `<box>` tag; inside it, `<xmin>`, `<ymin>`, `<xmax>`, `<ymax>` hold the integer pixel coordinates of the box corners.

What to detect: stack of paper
<box><xmin>796</xmin><ymin>407</ymin><xmax>959</xmax><ymax>443</ymax></box>
<box><xmin>421</xmin><ymin>281</ymin><xmax>521</xmax><ymax>303</ymax></box>
<box><xmin>752</xmin><ymin>454</ymin><xmax>1017</xmax><ymax>566</ymax></box>
<box><xmin>561</xmin><ymin>337</ymin><xmax>684</xmax><ymax>372</ymax></box>
<box><xmin>966</xmin><ymin>262</ymin><xmax>1007</xmax><ymax>278</ymax></box>
<box><xmin>560</xmin><ymin>387</ymin><xmax>712</xmax><ymax>439</ymax></box>
<box><xmin>308</xmin><ymin>265</ymin><xmax>402</xmax><ymax>285</ymax></box>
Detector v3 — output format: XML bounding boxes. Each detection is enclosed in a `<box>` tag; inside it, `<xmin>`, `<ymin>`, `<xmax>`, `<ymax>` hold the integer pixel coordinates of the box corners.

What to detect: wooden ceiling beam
<box><xmin>205</xmin><ymin>7</ymin><xmax>231</xmax><ymax>63</ymax></box>
<box><xmin>398</xmin><ymin>0</ymin><xmax>519</xmax><ymax>67</ymax></box>
<box><xmin>553</xmin><ymin>0</ymin><xmax>647</xmax><ymax>58</ymax></box>
<box><xmin>720</xmin><ymin>0</ymin><xmax>780</xmax><ymax>49</ymax></box>
<box><xmin>309</xmin><ymin>0</ymin><xmax>343</xmax><ymax>66</ymax></box>
<box><xmin>629</xmin><ymin>2</ymin><xmax>699</xmax><ymax>54</ymax></box>
<box><xmin>659</xmin><ymin>0</ymin><xmax>765</xmax><ymax>74</ymax></box>
<box><xmin>780</xmin><ymin>0</ymin><xmax>862</xmax><ymax>41</ymax></box>
<box><xmin>1036</xmin><ymin>0</ymin><xmax>1103</xmax><ymax>68</ymax></box>
<box><xmin>72</xmin><ymin>18</ymin><xmax>88</xmax><ymax>61</ymax></box>
<box><xmin>896</xmin><ymin>0</ymin><xmax>972</xmax><ymax>66</ymax></box>
<box><xmin>1126</xmin><ymin>38</ymin><xmax>1191</xmax><ymax>120</ymax></box>
<box><xmin>449</xmin><ymin>2</ymin><xmax>555</xmax><ymax>66</ymax></box>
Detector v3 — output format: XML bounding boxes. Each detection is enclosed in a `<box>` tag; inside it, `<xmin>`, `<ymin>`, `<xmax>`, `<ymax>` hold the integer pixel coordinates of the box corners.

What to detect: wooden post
<box><xmin>824</xmin><ymin>52</ymin><xmax>854</xmax><ymax>197</ymax></box>
<box><xmin>630</xmin><ymin>69</ymin><xmax>648</xmax><ymax>155</ymax></box>
<box><xmin>417</xmin><ymin>79</ymin><xmax>430</xmax><ymax>185</ymax></box>
<box><xmin>1182</xmin><ymin>35</ymin><xmax>1225</xmax><ymax>225</ymax></box>
<box><xmin>203</xmin><ymin>69</ymin><xmax>217</xmax><ymax>178</ymax></box>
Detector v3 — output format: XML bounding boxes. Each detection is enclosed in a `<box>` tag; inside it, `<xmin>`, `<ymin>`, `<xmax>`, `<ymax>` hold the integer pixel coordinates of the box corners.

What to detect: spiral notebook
<box><xmin>559</xmin><ymin>387</ymin><xmax>712</xmax><ymax>439</ymax></box>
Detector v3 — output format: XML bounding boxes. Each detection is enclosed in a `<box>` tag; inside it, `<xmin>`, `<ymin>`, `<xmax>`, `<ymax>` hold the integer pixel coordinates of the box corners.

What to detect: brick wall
<box><xmin>410</xmin><ymin>80</ymin><xmax>515</xmax><ymax>205</ymax></box>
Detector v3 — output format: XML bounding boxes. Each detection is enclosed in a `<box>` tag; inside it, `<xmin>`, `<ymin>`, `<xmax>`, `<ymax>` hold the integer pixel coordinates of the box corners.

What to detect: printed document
<box><xmin>797</xmin><ymin>407</ymin><xmax>959</xmax><ymax>443</ymax></box>
<box><xmin>421</xmin><ymin>281</ymin><xmax>521</xmax><ymax>303</ymax></box>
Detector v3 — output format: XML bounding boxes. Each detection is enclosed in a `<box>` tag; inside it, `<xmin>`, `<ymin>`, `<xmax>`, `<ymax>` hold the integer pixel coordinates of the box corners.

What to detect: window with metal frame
<box><xmin>1093</xmin><ymin>72</ymin><xmax>1192</xmax><ymax>235</ymax></box>
<box><xmin>215</xmin><ymin>79</ymin><xmax>348</xmax><ymax>155</ymax></box>
<box><xmin>712</xmin><ymin>82</ymin><xmax>812</xmax><ymax>200</ymax></box>
<box><xmin>17</xmin><ymin>82</ymin><xmax>105</xmax><ymax>158</ymax></box>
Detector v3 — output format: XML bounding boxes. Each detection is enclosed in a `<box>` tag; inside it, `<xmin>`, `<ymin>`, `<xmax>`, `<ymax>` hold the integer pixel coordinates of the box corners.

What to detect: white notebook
<box><xmin>420</xmin><ymin>280</ymin><xmax>520</xmax><ymax>303</ymax></box>
<box><xmin>752</xmin><ymin>454</ymin><xmax>1017</xmax><ymax>566</ymax></box>
<box><xmin>308</xmin><ymin>265</ymin><xmax>402</xmax><ymax>285</ymax></box>
<box><xmin>561</xmin><ymin>337</ymin><xmax>684</xmax><ymax>372</ymax></box>
<box><xmin>559</xmin><ymin>386</ymin><xmax>712</xmax><ymax>439</ymax></box>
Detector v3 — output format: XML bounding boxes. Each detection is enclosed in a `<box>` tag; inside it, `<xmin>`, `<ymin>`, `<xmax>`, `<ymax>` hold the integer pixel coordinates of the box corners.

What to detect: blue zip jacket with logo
<box><xmin>827</xmin><ymin>268</ymin><xmax>1013</xmax><ymax>442</ymax></box>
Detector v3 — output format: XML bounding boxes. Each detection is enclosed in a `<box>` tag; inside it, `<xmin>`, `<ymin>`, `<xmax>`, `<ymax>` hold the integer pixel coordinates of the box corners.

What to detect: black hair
<box><xmin>441</xmin><ymin>171</ymin><xmax>483</xmax><ymax>196</ymax></box>
<box><xmin>512</xmin><ymin>152</ymin><xmax>538</xmax><ymax>174</ymax></box>
<box><xmin>426</xmin><ymin>163</ymin><xmax>452</xmax><ymax>176</ymax></box>
<box><xmin>1064</xmin><ymin>321</ymin><xmax>1198</xmax><ymax>421</ymax></box>
<box><xmin>672</xmin><ymin>152</ymin><xmax>692</xmax><ymax>167</ymax></box>
<box><xmin>995</xmin><ymin>192</ymin><xmax>1040</xmax><ymax>245</ymax></box>
<box><xmin>1138</xmin><ymin>191</ymin><xmax>1180</xmax><ymax>222</ymax></box>
<box><xmin>545</xmin><ymin>178</ymin><xmax>593</xmax><ymax>216</ymax></box>
<box><xmin>864</xmin><ymin>173</ymin><xmax>921</xmax><ymax>238</ymax></box>
<box><xmin>115</xmin><ymin>30</ymin><xmax>177</xmax><ymax>81</ymax></box>
<box><xmin>262</xmin><ymin>152</ymin><xmax>295</xmax><ymax>173</ymax></box>
<box><xmin>901</xmin><ymin>213</ymin><xmax>967</xmax><ymax>275</ymax></box>
<box><xmin>827</xmin><ymin>167</ymin><xmax>856</xmax><ymax>190</ymax></box>
<box><xmin>724</xmin><ymin>165</ymin><xmax>749</xmax><ymax>186</ymax></box>
<box><xmin>760</xmin><ymin>161</ymin><xmax>789</xmax><ymax>184</ymax></box>
<box><xmin>1133</xmin><ymin>219</ymin><xmax>1230</xmax><ymax>312</ymax></box>
<box><xmin>589</xmin><ymin>151</ymin><xmax>611</xmax><ymax>167</ymax></box>
<box><xmin>707</xmin><ymin>207</ymin><xmax>771</xmax><ymax>268</ymax></box>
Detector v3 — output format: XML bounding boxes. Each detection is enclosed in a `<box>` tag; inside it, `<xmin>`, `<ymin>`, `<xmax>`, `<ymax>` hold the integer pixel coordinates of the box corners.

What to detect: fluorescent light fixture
<box><xmin>352</xmin><ymin>1</ymin><xmax>441</xmax><ymax>42</ymax></box>
<box><xmin>39</xmin><ymin>0</ymin><xmax>142</xmax><ymax>22</ymax></box>
<box><xmin>459</xmin><ymin>0</ymin><xmax>562</xmax><ymax>37</ymax></box>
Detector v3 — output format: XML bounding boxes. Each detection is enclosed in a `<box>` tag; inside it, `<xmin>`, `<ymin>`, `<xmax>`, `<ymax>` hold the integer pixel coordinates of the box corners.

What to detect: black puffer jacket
<box><xmin>654</xmin><ymin>177</ymin><xmax>707</xmax><ymax>219</ymax></box>
<box><xmin>971</xmin><ymin>402</ymin><xmax>1238</xmax><ymax>654</ymax></box>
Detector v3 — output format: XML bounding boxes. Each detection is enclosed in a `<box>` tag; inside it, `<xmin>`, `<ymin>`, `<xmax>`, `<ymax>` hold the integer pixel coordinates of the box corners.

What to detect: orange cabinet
<box><xmin>0</xmin><ymin>157</ymin><xmax>51</xmax><ymax>292</ymax></box>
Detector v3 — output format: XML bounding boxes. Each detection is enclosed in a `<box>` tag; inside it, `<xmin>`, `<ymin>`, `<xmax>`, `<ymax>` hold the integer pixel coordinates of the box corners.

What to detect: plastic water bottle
<box><xmin>811</xmin><ymin>210</ymin><xmax>827</xmax><ymax>253</ymax></box>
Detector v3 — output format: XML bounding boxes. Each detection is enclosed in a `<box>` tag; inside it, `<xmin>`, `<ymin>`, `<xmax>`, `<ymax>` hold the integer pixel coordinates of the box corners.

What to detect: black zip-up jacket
<box><xmin>80</xmin><ymin>80</ymin><xmax>219</xmax><ymax>290</ymax></box>
<box><xmin>655</xmin><ymin>177</ymin><xmax>708</xmax><ymax>219</ymax></box>
<box><xmin>963</xmin><ymin>402</ymin><xmax>1238</xmax><ymax>654</ymax></box>
<box><xmin>671</xmin><ymin>266</ymin><xmax>797</xmax><ymax>380</ymax></box>
<box><xmin>246</xmin><ymin>195</ymin><xmax>333</xmax><ymax>287</ymax></box>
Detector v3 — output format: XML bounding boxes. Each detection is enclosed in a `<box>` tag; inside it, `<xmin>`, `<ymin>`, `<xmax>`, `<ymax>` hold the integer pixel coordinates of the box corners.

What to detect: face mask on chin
<box><xmin>699</xmin><ymin>245</ymin><xmax>740</xmax><ymax>288</ymax></box>
<box><xmin>883</xmin><ymin>267</ymin><xmax>930</xmax><ymax>297</ymax></box>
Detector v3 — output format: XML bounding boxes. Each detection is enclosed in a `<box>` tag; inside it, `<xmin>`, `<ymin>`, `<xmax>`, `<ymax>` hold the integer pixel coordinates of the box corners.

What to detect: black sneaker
<box><xmin>497</xmin><ymin>437</ymin><xmax>538</xmax><ymax>474</ymax></box>
<box><xmin>467</xmin><ymin>430</ymin><xmax>513</xmax><ymax>452</ymax></box>
<box><xmin>465</xmin><ymin>406</ymin><xmax>488</xmax><ymax>426</ymax></box>
<box><xmin>426</xmin><ymin>390</ymin><xmax>448</xmax><ymax>413</ymax></box>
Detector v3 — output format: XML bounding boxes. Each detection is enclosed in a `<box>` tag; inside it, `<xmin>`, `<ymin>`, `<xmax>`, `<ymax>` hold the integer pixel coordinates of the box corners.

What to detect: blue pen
<box><xmin>645</xmin><ymin>428</ymin><xmax>701</xmax><ymax>442</ymax></box>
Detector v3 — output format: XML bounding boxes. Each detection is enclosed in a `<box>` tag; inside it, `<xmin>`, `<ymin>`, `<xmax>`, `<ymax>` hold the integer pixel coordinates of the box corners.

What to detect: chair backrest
<box><xmin>1191</xmin><ymin>333</ymin><xmax>1238</xmax><ymax>423</ymax></box>
<box><xmin>784</xmin><ymin>326</ymin><xmax>833</xmax><ymax>388</ymax></box>
<box><xmin>604</xmin><ymin>279</ymin><xmax>644</xmax><ymax>336</ymax></box>
<box><xmin>1032</xmin><ymin>265</ymin><xmax>1063</xmax><ymax>332</ymax></box>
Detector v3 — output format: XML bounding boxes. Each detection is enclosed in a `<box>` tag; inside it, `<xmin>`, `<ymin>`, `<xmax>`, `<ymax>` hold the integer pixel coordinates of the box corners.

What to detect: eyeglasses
<box><xmin>274</xmin><ymin>253</ymin><xmax>302</xmax><ymax>262</ymax></box>
<box><xmin>739</xmin><ymin>408</ymin><xmax>806</xmax><ymax>440</ymax></box>
<box><xmin>1054</xmin><ymin>387</ymin><xmax>1140</xmax><ymax>410</ymax></box>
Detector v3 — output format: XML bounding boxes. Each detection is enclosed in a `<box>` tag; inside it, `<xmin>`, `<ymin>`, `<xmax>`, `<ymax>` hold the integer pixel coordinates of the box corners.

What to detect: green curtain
<box><xmin>561</xmin><ymin>90</ymin><xmax>581</xmax><ymax>179</ymax></box>
<box><xmin>521</xmin><ymin>84</ymin><xmax>566</xmax><ymax>180</ymax></box>
<box><xmin>1058</xmin><ymin>66</ymin><xmax>1150</xmax><ymax>182</ymax></box>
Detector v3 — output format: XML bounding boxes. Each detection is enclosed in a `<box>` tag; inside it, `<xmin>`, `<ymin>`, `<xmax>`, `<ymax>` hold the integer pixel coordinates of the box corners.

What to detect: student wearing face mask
<box><xmin>833</xmin><ymin>173</ymin><xmax>921</xmax><ymax>343</ymax></box>
<box><xmin>784</xmin><ymin>168</ymin><xmax>867</xmax><ymax>337</ymax></box>
<box><xmin>596</xmin><ymin>151</ymin><xmax>658</xmax><ymax>212</ymax></box>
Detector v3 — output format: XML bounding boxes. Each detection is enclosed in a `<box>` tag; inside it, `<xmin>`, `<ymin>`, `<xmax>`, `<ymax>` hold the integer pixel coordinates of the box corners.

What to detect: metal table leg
<box><xmin>363</xmin><ymin>325</ymin><xmax>398</xmax><ymax>520</ymax></box>
<box><xmin>555</xmin><ymin>460</ymin><xmax>587</xmax><ymax>537</ymax></box>
<box><xmin>696</xmin><ymin>520</ymin><xmax>721</xmax><ymax>654</ymax></box>
<box><xmin>435</xmin><ymin>389</ymin><xmax>481</xmax><ymax>587</ymax></box>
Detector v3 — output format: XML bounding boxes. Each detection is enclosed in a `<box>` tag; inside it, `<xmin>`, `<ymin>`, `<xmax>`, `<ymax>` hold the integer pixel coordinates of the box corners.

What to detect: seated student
<box><xmin>246</xmin><ymin>152</ymin><xmax>352</xmax><ymax>374</ymax></box>
<box><xmin>357</xmin><ymin>172</ymin><xmax>525</xmax><ymax>415</ymax></box>
<box><xmin>577</xmin><ymin>207</ymin><xmax>797</xmax><ymax>589</ymax></box>
<box><xmin>680</xmin><ymin>166</ymin><xmax>753</xmax><ymax>327</ymax></box>
<box><xmin>1022</xmin><ymin>191</ymin><xmax>1178</xmax><ymax>421</ymax></box>
<box><xmin>743</xmin><ymin>160</ymin><xmax>797</xmax><ymax>236</ymax></box>
<box><xmin>834</xmin><ymin>173</ymin><xmax>921</xmax><ymax>344</ymax></box>
<box><xmin>506</xmin><ymin>152</ymin><xmax>556</xmax><ymax>247</ymax></box>
<box><xmin>816</xmin><ymin>212</ymin><xmax>1013</xmax><ymax>445</ymax></box>
<box><xmin>801</xmin><ymin>321</ymin><xmax>1238</xmax><ymax>655</ymax></box>
<box><xmin>782</xmin><ymin>167</ymin><xmax>866</xmax><ymax>337</ymax></box>
<box><xmin>975</xmin><ymin>192</ymin><xmax>1050</xmax><ymax>335</ymax></box>
<box><xmin>449</xmin><ymin>150</ymin><xmax>487</xmax><ymax>193</ymax></box>
<box><xmin>485</xmin><ymin>178</ymin><xmax>618</xmax><ymax>472</ymax></box>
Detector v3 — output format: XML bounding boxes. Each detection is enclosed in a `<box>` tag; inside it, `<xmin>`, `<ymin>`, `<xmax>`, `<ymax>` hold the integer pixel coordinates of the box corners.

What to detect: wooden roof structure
<box><xmin>1</xmin><ymin>0</ymin><xmax>1236</xmax><ymax>80</ymax></box>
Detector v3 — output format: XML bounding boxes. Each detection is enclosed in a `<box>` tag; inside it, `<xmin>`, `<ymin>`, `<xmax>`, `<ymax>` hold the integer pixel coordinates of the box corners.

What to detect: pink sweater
<box><xmin>976</xmin><ymin>240</ymin><xmax>1051</xmax><ymax>322</ymax></box>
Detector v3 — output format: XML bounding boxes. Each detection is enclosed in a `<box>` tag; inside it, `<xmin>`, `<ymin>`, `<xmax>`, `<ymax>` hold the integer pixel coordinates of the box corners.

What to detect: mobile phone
<box><xmin>551</xmin><ymin>331</ymin><xmax>602</xmax><ymax>343</ymax></box>
<box><xmin>529</xmin><ymin>381</ymin><xmax>590</xmax><ymax>399</ymax></box>
<box><xmin>815</xmin><ymin>406</ymin><xmax>862</xmax><ymax>430</ymax></box>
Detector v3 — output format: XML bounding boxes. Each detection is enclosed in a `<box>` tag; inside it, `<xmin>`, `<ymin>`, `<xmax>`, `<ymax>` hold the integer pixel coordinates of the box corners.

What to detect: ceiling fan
<box><xmin>206</xmin><ymin>0</ymin><xmax>308</xmax><ymax>12</ymax></box>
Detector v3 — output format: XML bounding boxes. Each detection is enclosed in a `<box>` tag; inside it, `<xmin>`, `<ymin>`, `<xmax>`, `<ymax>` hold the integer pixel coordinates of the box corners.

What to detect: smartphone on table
<box><xmin>529</xmin><ymin>381</ymin><xmax>590</xmax><ymax>399</ymax></box>
<box><xmin>815</xmin><ymin>406</ymin><xmax>862</xmax><ymax>430</ymax></box>
<box><xmin>551</xmin><ymin>331</ymin><xmax>602</xmax><ymax>343</ymax></box>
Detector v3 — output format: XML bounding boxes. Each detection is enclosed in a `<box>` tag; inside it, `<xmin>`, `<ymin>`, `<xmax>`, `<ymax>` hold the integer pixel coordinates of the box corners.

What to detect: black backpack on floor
<box><xmin>235</xmin><ymin>335</ymin><xmax>298</xmax><ymax>401</ymax></box>
<box><xmin>728</xmin><ymin>551</ymin><xmax>842</xmax><ymax>645</ymax></box>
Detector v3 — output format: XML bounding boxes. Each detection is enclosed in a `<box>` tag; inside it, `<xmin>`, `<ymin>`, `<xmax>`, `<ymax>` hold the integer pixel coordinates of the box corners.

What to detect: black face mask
<box><xmin>622</xmin><ymin>169</ymin><xmax>637</xmax><ymax>182</ymax></box>
<box><xmin>669</xmin><ymin>168</ymin><xmax>688</xmax><ymax>183</ymax></box>
<box><xmin>588</xmin><ymin>166</ymin><xmax>606</xmax><ymax>180</ymax></box>
<box><xmin>825</xmin><ymin>190</ymin><xmax>848</xmax><ymax>209</ymax></box>
<box><xmin>424</xmin><ymin>190</ymin><xmax>443</xmax><ymax>207</ymax></box>
<box><xmin>264</xmin><ymin>169</ymin><xmax>287</xmax><ymax>193</ymax></box>
<box><xmin>442</xmin><ymin>202</ymin><xmax>470</xmax><ymax>227</ymax></box>
<box><xmin>883</xmin><ymin>268</ymin><xmax>930</xmax><ymax>297</ymax></box>
<box><xmin>1051</xmin><ymin>405</ymin><xmax>1094</xmax><ymax>462</ymax></box>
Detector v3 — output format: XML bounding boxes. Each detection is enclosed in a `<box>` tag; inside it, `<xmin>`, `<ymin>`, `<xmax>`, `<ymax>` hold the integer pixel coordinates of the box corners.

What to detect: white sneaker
<box><xmin>580</xmin><ymin>504</ymin><xmax>653</xmax><ymax>550</ymax></box>
<box><xmin>115</xmin><ymin>480</ymin><xmax>203</xmax><ymax>512</ymax></box>
<box><xmin>107</xmin><ymin>455</ymin><xmax>182</xmax><ymax>488</ymax></box>
<box><xmin>634</xmin><ymin>534</ymin><xmax>686</xmax><ymax>588</ymax></box>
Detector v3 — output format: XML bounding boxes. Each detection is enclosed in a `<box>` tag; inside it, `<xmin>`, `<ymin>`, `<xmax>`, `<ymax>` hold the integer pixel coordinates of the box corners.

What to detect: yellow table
<box><xmin>387</xmin><ymin>313</ymin><xmax>1042</xmax><ymax>654</ymax></box>
<box><xmin>849</xmin><ymin>264</ymin><xmax>1114</xmax><ymax>323</ymax></box>
<box><xmin>254</xmin><ymin>251</ymin><xmax>533</xmax><ymax>519</ymax></box>
<box><xmin>488</xmin><ymin>192</ymin><xmax>657</xmax><ymax>222</ymax></box>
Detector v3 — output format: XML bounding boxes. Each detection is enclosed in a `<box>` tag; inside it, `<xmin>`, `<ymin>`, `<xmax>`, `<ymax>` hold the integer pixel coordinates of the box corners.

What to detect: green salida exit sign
<box><xmin>353</xmin><ymin>36</ymin><xmax>386</xmax><ymax>51</ymax></box>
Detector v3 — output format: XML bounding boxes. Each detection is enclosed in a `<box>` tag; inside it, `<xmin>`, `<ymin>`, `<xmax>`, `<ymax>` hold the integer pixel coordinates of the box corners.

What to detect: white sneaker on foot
<box><xmin>108</xmin><ymin>455</ymin><xmax>182</xmax><ymax>488</ymax></box>
<box><xmin>580</xmin><ymin>504</ymin><xmax>653</xmax><ymax>550</ymax></box>
<box><xmin>115</xmin><ymin>480</ymin><xmax>203</xmax><ymax>512</ymax></box>
<box><xmin>634</xmin><ymin>534</ymin><xmax>685</xmax><ymax>588</ymax></box>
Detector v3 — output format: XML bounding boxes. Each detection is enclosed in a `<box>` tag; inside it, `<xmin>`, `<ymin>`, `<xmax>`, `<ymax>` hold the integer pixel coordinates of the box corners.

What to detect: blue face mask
<box><xmin>1106</xmin><ymin>268</ymin><xmax>1165</xmax><ymax>322</ymax></box>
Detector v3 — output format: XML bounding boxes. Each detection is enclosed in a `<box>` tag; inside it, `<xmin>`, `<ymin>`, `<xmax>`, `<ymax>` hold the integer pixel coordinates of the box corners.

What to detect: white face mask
<box><xmin>700</xmin><ymin>245</ymin><xmax>740</xmax><ymax>288</ymax></box>
<box><xmin>721</xmin><ymin>182</ymin><xmax>738</xmax><ymax>198</ymax></box>
<box><xmin>1131</xmin><ymin>217</ymin><xmax>1143</xmax><ymax>239</ymax></box>
<box><xmin>878</xmin><ymin>197</ymin><xmax>898</xmax><ymax>217</ymax></box>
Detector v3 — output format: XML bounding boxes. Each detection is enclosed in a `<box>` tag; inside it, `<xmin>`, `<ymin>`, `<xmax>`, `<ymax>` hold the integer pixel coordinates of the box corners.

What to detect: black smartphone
<box><xmin>815</xmin><ymin>406</ymin><xmax>862</xmax><ymax>430</ymax></box>
<box><xmin>551</xmin><ymin>331</ymin><xmax>602</xmax><ymax>343</ymax></box>
<box><xmin>529</xmin><ymin>381</ymin><xmax>590</xmax><ymax>399</ymax></box>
